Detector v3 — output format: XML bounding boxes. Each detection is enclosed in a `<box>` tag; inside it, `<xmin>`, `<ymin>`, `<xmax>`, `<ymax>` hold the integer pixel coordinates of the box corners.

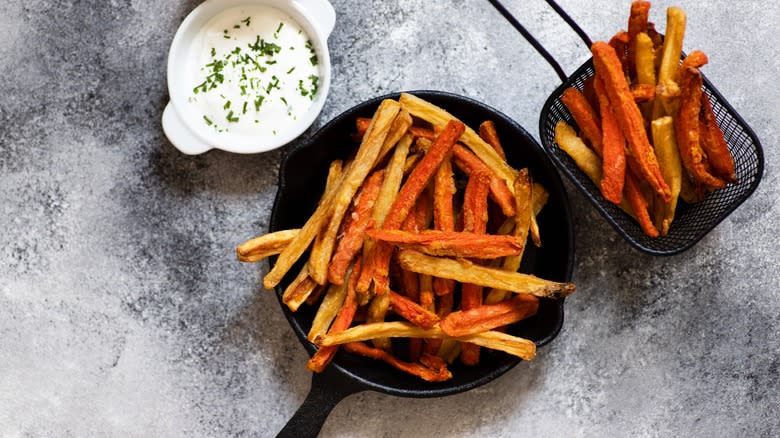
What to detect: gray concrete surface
<box><xmin>1</xmin><ymin>0</ymin><xmax>778</xmax><ymax>436</ymax></box>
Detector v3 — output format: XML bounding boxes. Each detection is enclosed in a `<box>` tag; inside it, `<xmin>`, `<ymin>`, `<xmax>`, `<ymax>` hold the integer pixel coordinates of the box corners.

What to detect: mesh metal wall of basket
<box><xmin>490</xmin><ymin>0</ymin><xmax>764</xmax><ymax>255</ymax></box>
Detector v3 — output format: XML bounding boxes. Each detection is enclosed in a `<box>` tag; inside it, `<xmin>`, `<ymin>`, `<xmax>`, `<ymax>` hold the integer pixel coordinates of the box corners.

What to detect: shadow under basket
<box><xmin>539</xmin><ymin>60</ymin><xmax>764</xmax><ymax>255</ymax></box>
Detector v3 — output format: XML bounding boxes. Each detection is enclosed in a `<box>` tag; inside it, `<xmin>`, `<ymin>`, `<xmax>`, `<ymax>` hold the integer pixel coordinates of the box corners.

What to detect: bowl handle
<box><xmin>297</xmin><ymin>0</ymin><xmax>336</xmax><ymax>38</ymax></box>
<box><xmin>276</xmin><ymin>365</ymin><xmax>364</xmax><ymax>438</ymax></box>
<box><xmin>162</xmin><ymin>102</ymin><xmax>212</xmax><ymax>155</ymax></box>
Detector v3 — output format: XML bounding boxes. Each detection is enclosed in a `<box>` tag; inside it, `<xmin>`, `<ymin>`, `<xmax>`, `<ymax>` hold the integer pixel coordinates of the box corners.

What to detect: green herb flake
<box><xmin>310</xmin><ymin>55</ymin><xmax>318</xmax><ymax>66</ymax></box>
<box><xmin>210</xmin><ymin>47</ymin><xmax>216</xmax><ymax>57</ymax></box>
<box><xmin>223</xmin><ymin>100</ymin><xmax>231</xmax><ymax>110</ymax></box>
<box><xmin>241</xmin><ymin>17</ymin><xmax>251</xmax><ymax>26</ymax></box>
<box><xmin>280</xmin><ymin>97</ymin><xmax>288</xmax><ymax>106</ymax></box>
<box><xmin>287</xmin><ymin>67</ymin><xmax>295</xmax><ymax>74</ymax></box>
<box><xmin>203</xmin><ymin>115</ymin><xmax>213</xmax><ymax>126</ymax></box>
<box><xmin>226</xmin><ymin>110</ymin><xmax>239</xmax><ymax>123</ymax></box>
<box><xmin>242</xmin><ymin>101</ymin><xmax>248</xmax><ymax>114</ymax></box>
<box><xmin>233</xmin><ymin>24</ymin><xmax>240</xmax><ymax>29</ymax></box>
<box><xmin>254</xmin><ymin>96</ymin><xmax>265</xmax><ymax>111</ymax></box>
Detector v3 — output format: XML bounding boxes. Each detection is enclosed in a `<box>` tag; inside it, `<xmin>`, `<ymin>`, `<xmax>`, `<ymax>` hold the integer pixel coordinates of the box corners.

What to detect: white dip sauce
<box><xmin>187</xmin><ymin>5</ymin><xmax>320</xmax><ymax>139</ymax></box>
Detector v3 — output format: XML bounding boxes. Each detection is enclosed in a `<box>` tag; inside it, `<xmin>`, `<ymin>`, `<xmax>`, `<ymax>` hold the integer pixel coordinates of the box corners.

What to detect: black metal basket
<box><xmin>490</xmin><ymin>0</ymin><xmax>764</xmax><ymax>255</ymax></box>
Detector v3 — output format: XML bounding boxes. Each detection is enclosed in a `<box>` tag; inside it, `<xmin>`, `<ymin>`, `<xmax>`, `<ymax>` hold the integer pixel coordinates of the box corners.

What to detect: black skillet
<box><xmin>488</xmin><ymin>0</ymin><xmax>764</xmax><ymax>255</ymax></box>
<box><xmin>268</xmin><ymin>91</ymin><xmax>575</xmax><ymax>437</ymax></box>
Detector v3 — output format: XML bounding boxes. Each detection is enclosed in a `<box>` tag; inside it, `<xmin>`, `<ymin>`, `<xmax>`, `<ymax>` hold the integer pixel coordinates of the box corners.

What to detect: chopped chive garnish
<box><xmin>223</xmin><ymin>100</ymin><xmax>231</xmax><ymax>109</ymax></box>
<box><xmin>287</xmin><ymin>67</ymin><xmax>295</xmax><ymax>74</ymax></box>
<box><xmin>310</xmin><ymin>55</ymin><xmax>318</xmax><ymax>66</ymax></box>
<box><xmin>241</xmin><ymin>17</ymin><xmax>251</xmax><ymax>26</ymax></box>
<box><xmin>242</xmin><ymin>101</ymin><xmax>248</xmax><ymax>114</ymax></box>
<box><xmin>280</xmin><ymin>97</ymin><xmax>288</xmax><ymax>105</ymax></box>
<box><xmin>226</xmin><ymin>110</ymin><xmax>239</xmax><ymax>122</ymax></box>
<box><xmin>203</xmin><ymin>115</ymin><xmax>213</xmax><ymax>126</ymax></box>
<box><xmin>254</xmin><ymin>96</ymin><xmax>264</xmax><ymax>111</ymax></box>
<box><xmin>210</xmin><ymin>47</ymin><xmax>216</xmax><ymax>57</ymax></box>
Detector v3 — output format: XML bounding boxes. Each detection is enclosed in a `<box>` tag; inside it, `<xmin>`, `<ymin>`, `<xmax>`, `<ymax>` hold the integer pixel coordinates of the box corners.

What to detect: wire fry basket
<box><xmin>490</xmin><ymin>0</ymin><xmax>764</xmax><ymax>255</ymax></box>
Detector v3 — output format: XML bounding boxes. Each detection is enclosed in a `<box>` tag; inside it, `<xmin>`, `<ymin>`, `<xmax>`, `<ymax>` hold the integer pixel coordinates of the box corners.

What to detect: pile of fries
<box><xmin>237</xmin><ymin>93</ymin><xmax>575</xmax><ymax>382</ymax></box>
<box><xmin>555</xmin><ymin>1</ymin><xmax>736</xmax><ymax>237</ymax></box>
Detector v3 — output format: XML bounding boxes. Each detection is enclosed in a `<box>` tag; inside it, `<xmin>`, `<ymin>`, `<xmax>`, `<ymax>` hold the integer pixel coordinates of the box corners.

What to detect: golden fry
<box><xmin>555</xmin><ymin>121</ymin><xmax>603</xmax><ymax>185</ymax></box>
<box><xmin>236</xmin><ymin>229</ymin><xmax>299</xmax><ymax>263</ymax></box>
<box><xmin>651</xmin><ymin>117</ymin><xmax>683</xmax><ymax>235</ymax></box>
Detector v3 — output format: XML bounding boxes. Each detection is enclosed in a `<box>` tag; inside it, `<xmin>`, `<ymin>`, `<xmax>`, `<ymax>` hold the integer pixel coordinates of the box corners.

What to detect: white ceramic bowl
<box><xmin>162</xmin><ymin>0</ymin><xmax>335</xmax><ymax>154</ymax></box>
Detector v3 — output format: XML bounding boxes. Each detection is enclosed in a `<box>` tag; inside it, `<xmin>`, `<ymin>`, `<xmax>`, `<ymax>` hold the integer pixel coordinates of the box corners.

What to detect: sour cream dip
<box><xmin>186</xmin><ymin>5</ymin><xmax>321</xmax><ymax>140</ymax></box>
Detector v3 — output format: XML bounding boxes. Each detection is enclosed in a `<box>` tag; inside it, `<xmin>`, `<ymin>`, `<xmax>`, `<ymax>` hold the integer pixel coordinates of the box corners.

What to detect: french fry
<box><xmin>651</xmin><ymin>117</ymin><xmax>683</xmax><ymax>235</ymax></box>
<box><xmin>676</xmin><ymin>66</ymin><xmax>727</xmax><ymax>190</ymax></box>
<box><xmin>595</xmin><ymin>75</ymin><xmax>626</xmax><ymax>205</ymax></box>
<box><xmin>699</xmin><ymin>92</ymin><xmax>736</xmax><ymax>183</ymax></box>
<box><xmin>366</xmin><ymin>292</ymin><xmax>391</xmax><ymax>350</ymax></box>
<box><xmin>653</xmin><ymin>7</ymin><xmax>686</xmax><ymax>118</ymax></box>
<box><xmin>317</xmin><ymin>322</ymin><xmax>536</xmax><ymax>361</ymax></box>
<box><xmin>264</xmin><ymin>100</ymin><xmax>400</xmax><ymax>290</ymax></box>
<box><xmin>529</xmin><ymin>182</ymin><xmax>548</xmax><ymax>248</ymax></box>
<box><xmin>308</xmin><ymin>266</ymin><xmax>350</xmax><ymax>341</ymax></box>
<box><xmin>343</xmin><ymin>342</ymin><xmax>452</xmax><ymax>382</ymax></box>
<box><xmin>236</xmin><ymin>229</ymin><xmax>299</xmax><ymax>263</ymax></box>
<box><xmin>309</xmin><ymin>102</ymin><xmax>404</xmax><ymax>285</ymax></box>
<box><xmin>479</xmin><ymin>120</ymin><xmax>507</xmax><ymax>160</ymax></box>
<box><xmin>433</xmin><ymin>158</ymin><xmax>456</xmax><ymax>297</ymax></box>
<box><xmin>327</xmin><ymin>170</ymin><xmax>384</xmax><ymax>285</ymax></box>
<box><xmin>377</xmin><ymin>110</ymin><xmax>413</xmax><ymax>165</ymax></box>
<box><xmin>452</xmin><ymin>144</ymin><xmax>516</xmax><ymax>217</ymax></box>
<box><xmin>355</xmin><ymin>117</ymin><xmax>371</xmax><ymax>138</ymax></box>
<box><xmin>305</xmin><ymin>284</ymin><xmax>326</xmax><ymax>306</ymax></box>
<box><xmin>409</xmin><ymin>126</ymin><xmax>436</xmax><ymax>140</ymax></box>
<box><xmin>631</xmin><ymin>83</ymin><xmax>656</xmax><ymax>102</ymax></box>
<box><xmin>307</xmin><ymin>260</ymin><xmax>360</xmax><ymax>373</ymax></box>
<box><xmin>561</xmin><ymin>87</ymin><xmax>603</xmax><ymax>155</ymax></box>
<box><xmin>366</xmin><ymin>120</ymin><xmax>465</xmax><ymax>295</ymax></box>
<box><xmin>282</xmin><ymin>265</ymin><xmax>318</xmax><ymax>312</ymax></box>
<box><xmin>592</xmin><ymin>41</ymin><xmax>671</xmax><ymax>201</ymax></box>
<box><xmin>398</xmin><ymin>250</ymin><xmax>575</xmax><ymax>299</ymax></box>
<box><xmin>389</xmin><ymin>290</ymin><xmax>439</xmax><ymax>329</ymax></box>
<box><xmin>635</xmin><ymin>32</ymin><xmax>656</xmax><ymax>86</ymax></box>
<box><xmin>608</xmin><ymin>31</ymin><xmax>630</xmax><ymax>77</ymax></box>
<box><xmin>365</xmin><ymin>229</ymin><xmax>523</xmax><ymax>259</ymax></box>
<box><xmin>486</xmin><ymin>171</ymin><xmax>533</xmax><ymax>304</ymax></box>
<box><xmin>440</xmin><ymin>294</ymin><xmax>539</xmax><ymax>337</ymax></box>
<box><xmin>627</xmin><ymin>1</ymin><xmax>651</xmax><ymax>79</ymax></box>
<box><xmin>399</xmin><ymin>93</ymin><xmax>516</xmax><ymax>195</ymax></box>
<box><xmin>555</xmin><ymin>121</ymin><xmax>603</xmax><ymax>185</ymax></box>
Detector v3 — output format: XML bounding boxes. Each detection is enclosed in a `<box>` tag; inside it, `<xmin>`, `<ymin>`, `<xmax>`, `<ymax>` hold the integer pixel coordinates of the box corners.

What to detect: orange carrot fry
<box><xmin>561</xmin><ymin>87</ymin><xmax>603</xmax><ymax>155</ymax></box>
<box><xmin>366</xmin><ymin>229</ymin><xmax>522</xmax><ymax>259</ymax></box>
<box><xmin>433</xmin><ymin>158</ymin><xmax>457</xmax><ymax>297</ymax></box>
<box><xmin>440</xmin><ymin>294</ymin><xmax>539</xmax><ymax>337</ymax></box>
<box><xmin>328</xmin><ymin>170</ymin><xmax>384</xmax><ymax>285</ymax></box>
<box><xmin>460</xmin><ymin>171</ymin><xmax>490</xmax><ymax>365</ymax></box>
<box><xmin>608</xmin><ymin>31</ymin><xmax>630</xmax><ymax>78</ymax></box>
<box><xmin>451</xmin><ymin>144</ymin><xmax>515</xmax><ymax>217</ymax></box>
<box><xmin>424</xmin><ymin>290</ymin><xmax>455</xmax><ymax>355</ymax></box>
<box><xmin>680</xmin><ymin>50</ymin><xmax>708</xmax><ymax>71</ymax></box>
<box><xmin>594</xmin><ymin>75</ymin><xmax>626</xmax><ymax>204</ymax></box>
<box><xmin>409</xmin><ymin>126</ymin><xmax>436</xmax><ymax>140</ymax></box>
<box><xmin>388</xmin><ymin>290</ymin><xmax>439</xmax><ymax>329</ymax></box>
<box><xmin>368</xmin><ymin>120</ymin><xmax>465</xmax><ymax>294</ymax></box>
<box><xmin>307</xmin><ymin>260</ymin><xmax>361</xmax><ymax>373</ymax></box>
<box><xmin>355</xmin><ymin>117</ymin><xmax>371</xmax><ymax>138</ymax></box>
<box><xmin>699</xmin><ymin>87</ymin><xmax>737</xmax><ymax>183</ymax></box>
<box><xmin>630</xmin><ymin>83</ymin><xmax>655</xmax><ymax>102</ymax></box>
<box><xmin>624</xmin><ymin>171</ymin><xmax>660</xmax><ymax>238</ymax></box>
<box><xmin>478</xmin><ymin>120</ymin><xmax>507</xmax><ymax>160</ymax></box>
<box><xmin>627</xmin><ymin>1</ymin><xmax>651</xmax><ymax>78</ymax></box>
<box><xmin>592</xmin><ymin>41</ymin><xmax>671</xmax><ymax>201</ymax></box>
<box><xmin>343</xmin><ymin>342</ymin><xmax>452</xmax><ymax>382</ymax></box>
<box><xmin>676</xmin><ymin>66</ymin><xmax>727</xmax><ymax>190</ymax></box>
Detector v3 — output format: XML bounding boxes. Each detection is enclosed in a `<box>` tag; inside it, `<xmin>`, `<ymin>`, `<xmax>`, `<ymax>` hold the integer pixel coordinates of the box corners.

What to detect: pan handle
<box><xmin>277</xmin><ymin>365</ymin><xmax>365</xmax><ymax>438</ymax></box>
<box><xmin>487</xmin><ymin>0</ymin><xmax>592</xmax><ymax>83</ymax></box>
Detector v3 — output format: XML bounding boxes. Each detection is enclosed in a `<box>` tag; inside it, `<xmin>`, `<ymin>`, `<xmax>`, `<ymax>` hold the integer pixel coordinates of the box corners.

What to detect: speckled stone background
<box><xmin>1</xmin><ymin>0</ymin><xmax>778</xmax><ymax>436</ymax></box>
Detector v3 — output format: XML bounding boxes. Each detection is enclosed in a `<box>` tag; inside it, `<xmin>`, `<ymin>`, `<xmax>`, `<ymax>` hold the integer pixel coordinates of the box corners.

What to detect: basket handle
<box><xmin>487</xmin><ymin>0</ymin><xmax>592</xmax><ymax>83</ymax></box>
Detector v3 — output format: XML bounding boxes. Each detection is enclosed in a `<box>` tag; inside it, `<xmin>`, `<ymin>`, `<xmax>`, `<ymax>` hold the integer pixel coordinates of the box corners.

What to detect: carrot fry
<box><xmin>631</xmin><ymin>83</ymin><xmax>655</xmax><ymax>102</ymax></box>
<box><xmin>264</xmin><ymin>100</ymin><xmax>400</xmax><ymax>290</ymax></box>
<box><xmin>451</xmin><ymin>144</ymin><xmax>515</xmax><ymax>217</ymax></box>
<box><xmin>440</xmin><ymin>294</ymin><xmax>539</xmax><ymax>337</ymax></box>
<box><xmin>389</xmin><ymin>290</ymin><xmax>439</xmax><ymax>329</ymax></box>
<box><xmin>608</xmin><ymin>31</ymin><xmax>630</xmax><ymax>77</ymax></box>
<box><xmin>433</xmin><ymin>158</ymin><xmax>457</xmax><ymax>297</ymax></box>
<box><xmin>355</xmin><ymin>117</ymin><xmax>371</xmax><ymax>138</ymax></box>
<box><xmin>479</xmin><ymin>120</ymin><xmax>507</xmax><ymax>160</ymax></box>
<box><xmin>591</xmin><ymin>41</ymin><xmax>671</xmax><ymax>201</ymax></box>
<box><xmin>561</xmin><ymin>87</ymin><xmax>603</xmax><ymax>155</ymax></box>
<box><xmin>368</xmin><ymin>120</ymin><xmax>465</xmax><ymax>295</ymax></box>
<box><xmin>409</xmin><ymin>126</ymin><xmax>436</xmax><ymax>140</ymax></box>
<box><xmin>307</xmin><ymin>260</ymin><xmax>361</xmax><ymax>373</ymax></box>
<box><xmin>236</xmin><ymin>229</ymin><xmax>299</xmax><ymax>263</ymax></box>
<box><xmin>595</xmin><ymin>75</ymin><xmax>626</xmax><ymax>204</ymax></box>
<box><xmin>627</xmin><ymin>1</ymin><xmax>651</xmax><ymax>79</ymax></box>
<box><xmin>343</xmin><ymin>342</ymin><xmax>452</xmax><ymax>382</ymax></box>
<box><xmin>282</xmin><ymin>265</ymin><xmax>319</xmax><ymax>312</ymax></box>
<box><xmin>328</xmin><ymin>170</ymin><xmax>384</xmax><ymax>285</ymax></box>
<box><xmin>699</xmin><ymin>92</ymin><xmax>736</xmax><ymax>183</ymax></box>
<box><xmin>365</xmin><ymin>229</ymin><xmax>523</xmax><ymax>259</ymax></box>
<box><xmin>624</xmin><ymin>170</ymin><xmax>660</xmax><ymax>237</ymax></box>
<box><xmin>676</xmin><ymin>66</ymin><xmax>727</xmax><ymax>190</ymax></box>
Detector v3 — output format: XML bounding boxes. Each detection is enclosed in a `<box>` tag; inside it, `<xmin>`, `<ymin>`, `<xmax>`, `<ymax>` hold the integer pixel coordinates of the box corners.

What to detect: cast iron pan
<box><xmin>488</xmin><ymin>0</ymin><xmax>764</xmax><ymax>255</ymax></box>
<box><xmin>268</xmin><ymin>91</ymin><xmax>575</xmax><ymax>437</ymax></box>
